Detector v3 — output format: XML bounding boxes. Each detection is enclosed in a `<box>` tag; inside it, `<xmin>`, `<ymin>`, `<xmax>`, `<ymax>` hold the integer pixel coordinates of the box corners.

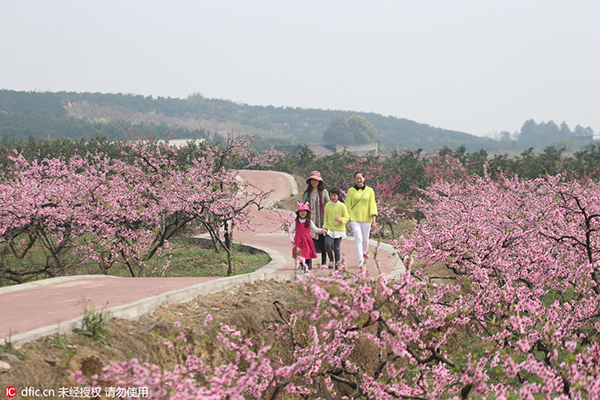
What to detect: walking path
<box><xmin>0</xmin><ymin>170</ymin><xmax>405</xmax><ymax>346</ymax></box>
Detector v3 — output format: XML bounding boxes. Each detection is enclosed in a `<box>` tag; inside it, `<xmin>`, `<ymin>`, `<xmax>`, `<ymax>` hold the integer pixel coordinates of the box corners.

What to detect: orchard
<box><xmin>75</xmin><ymin>172</ymin><xmax>600</xmax><ymax>398</ymax></box>
<box><xmin>0</xmin><ymin>135</ymin><xmax>268</xmax><ymax>284</ymax></box>
<box><xmin>92</xmin><ymin>149</ymin><xmax>600</xmax><ymax>397</ymax></box>
<box><xmin>3</xmin><ymin>135</ymin><xmax>600</xmax><ymax>398</ymax></box>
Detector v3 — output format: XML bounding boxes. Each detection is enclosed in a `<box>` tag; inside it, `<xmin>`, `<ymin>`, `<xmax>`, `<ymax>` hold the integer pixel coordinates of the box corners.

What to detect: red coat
<box><xmin>292</xmin><ymin>220</ymin><xmax>317</xmax><ymax>259</ymax></box>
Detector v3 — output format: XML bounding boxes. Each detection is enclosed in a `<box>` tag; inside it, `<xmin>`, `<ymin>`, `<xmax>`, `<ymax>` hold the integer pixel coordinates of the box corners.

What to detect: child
<box><xmin>289</xmin><ymin>203</ymin><xmax>326</xmax><ymax>274</ymax></box>
<box><xmin>323</xmin><ymin>187</ymin><xmax>349</xmax><ymax>269</ymax></box>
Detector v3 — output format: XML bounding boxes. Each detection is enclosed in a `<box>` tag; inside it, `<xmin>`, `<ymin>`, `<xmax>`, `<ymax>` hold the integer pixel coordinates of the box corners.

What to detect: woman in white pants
<box><xmin>346</xmin><ymin>171</ymin><xmax>378</xmax><ymax>265</ymax></box>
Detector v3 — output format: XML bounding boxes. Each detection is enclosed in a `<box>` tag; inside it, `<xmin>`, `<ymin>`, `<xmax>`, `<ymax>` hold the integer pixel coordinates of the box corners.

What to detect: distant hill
<box><xmin>54</xmin><ymin>91</ymin><xmax>501</xmax><ymax>151</ymax></box>
<box><xmin>0</xmin><ymin>89</ymin><xmax>593</xmax><ymax>152</ymax></box>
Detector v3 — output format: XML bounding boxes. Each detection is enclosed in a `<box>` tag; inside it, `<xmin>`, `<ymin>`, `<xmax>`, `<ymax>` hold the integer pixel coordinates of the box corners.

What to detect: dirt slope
<box><xmin>0</xmin><ymin>280</ymin><xmax>315</xmax><ymax>400</ymax></box>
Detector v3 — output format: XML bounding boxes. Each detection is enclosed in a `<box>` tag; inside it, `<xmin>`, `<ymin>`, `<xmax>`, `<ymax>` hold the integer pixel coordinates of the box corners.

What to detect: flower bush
<box><xmin>75</xmin><ymin>172</ymin><xmax>600</xmax><ymax>399</ymax></box>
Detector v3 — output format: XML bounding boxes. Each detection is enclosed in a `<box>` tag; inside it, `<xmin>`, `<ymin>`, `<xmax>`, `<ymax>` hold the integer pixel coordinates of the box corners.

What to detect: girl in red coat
<box><xmin>289</xmin><ymin>203</ymin><xmax>326</xmax><ymax>274</ymax></box>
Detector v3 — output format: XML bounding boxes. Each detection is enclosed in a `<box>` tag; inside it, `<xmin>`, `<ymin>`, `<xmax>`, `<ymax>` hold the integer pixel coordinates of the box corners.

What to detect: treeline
<box><xmin>4</xmin><ymin>135</ymin><xmax>600</xmax><ymax>190</ymax></box>
<box><xmin>0</xmin><ymin>134</ymin><xmax>212</xmax><ymax>169</ymax></box>
<box><xmin>0</xmin><ymin>110</ymin><xmax>211</xmax><ymax>142</ymax></box>
<box><xmin>242</xmin><ymin>144</ymin><xmax>600</xmax><ymax>197</ymax></box>
<box><xmin>56</xmin><ymin>92</ymin><xmax>595</xmax><ymax>151</ymax></box>
<box><xmin>516</xmin><ymin>119</ymin><xmax>593</xmax><ymax>147</ymax></box>
<box><xmin>0</xmin><ymin>89</ymin><xmax>496</xmax><ymax>151</ymax></box>
<box><xmin>59</xmin><ymin>92</ymin><xmax>498</xmax><ymax>150</ymax></box>
<box><xmin>1</xmin><ymin>89</ymin><xmax>596</xmax><ymax>152</ymax></box>
<box><xmin>0</xmin><ymin>90</ymin><xmax>66</xmax><ymax>118</ymax></box>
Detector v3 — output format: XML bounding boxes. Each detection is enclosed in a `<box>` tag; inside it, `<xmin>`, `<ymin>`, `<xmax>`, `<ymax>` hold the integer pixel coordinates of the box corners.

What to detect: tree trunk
<box><xmin>225</xmin><ymin>221</ymin><xmax>234</xmax><ymax>277</ymax></box>
<box><xmin>203</xmin><ymin>222</ymin><xmax>222</xmax><ymax>253</ymax></box>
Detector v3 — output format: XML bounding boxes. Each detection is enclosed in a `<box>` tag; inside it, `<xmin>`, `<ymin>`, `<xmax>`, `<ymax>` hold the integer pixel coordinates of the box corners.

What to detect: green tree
<box><xmin>323</xmin><ymin>115</ymin><xmax>351</xmax><ymax>144</ymax></box>
<box><xmin>574</xmin><ymin>124</ymin><xmax>594</xmax><ymax>136</ymax></box>
<box><xmin>518</xmin><ymin>119</ymin><xmax>537</xmax><ymax>143</ymax></box>
<box><xmin>499</xmin><ymin>131</ymin><xmax>512</xmax><ymax>142</ymax></box>
<box><xmin>348</xmin><ymin>115</ymin><xmax>377</xmax><ymax>143</ymax></box>
<box><xmin>545</xmin><ymin>120</ymin><xmax>560</xmax><ymax>141</ymax></box>
<box><xmin>559</xmin><ymin>121</ymin><xmax>571</xmax><ymax>138</ymax></box>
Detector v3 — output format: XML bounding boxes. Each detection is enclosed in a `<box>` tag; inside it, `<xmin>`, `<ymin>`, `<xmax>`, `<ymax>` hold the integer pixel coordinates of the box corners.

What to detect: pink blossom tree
<box><xmin>0</xmin><ymin>135</ymin><xmax>268</xmax><ymax>282</ymax></box>
<box><xmin>76</xmin><ymin>172</ymin><xmax>600</xmax><ymax>398</ymax></box>
<box><xmin>397</xmin><ymin>172</ymin><xmax>600</xmax><ymax>398</ymax></box>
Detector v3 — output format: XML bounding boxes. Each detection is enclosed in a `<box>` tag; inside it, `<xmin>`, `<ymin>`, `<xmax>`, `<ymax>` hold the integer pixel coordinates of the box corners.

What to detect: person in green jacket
<box><xmin>346</xmin><ymin>171</ymin><xmax>378</xmax><ymax>265</ymax></box>
<box><xmin>323</xmin><ymin>187</ymin><xmax>349</xmax><ymax>269</ymax></box>
<box><xmin>302</xmin><ymin>171</ymin><xmax>330</xmax><ymax>267</ymax></box>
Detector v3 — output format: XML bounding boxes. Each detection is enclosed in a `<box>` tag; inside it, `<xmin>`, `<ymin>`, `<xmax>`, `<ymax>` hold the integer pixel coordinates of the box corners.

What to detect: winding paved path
<box><xmin>0</xmin><ymin>170</ymin><xmax>404</xmax><ymax>345</ymax></box>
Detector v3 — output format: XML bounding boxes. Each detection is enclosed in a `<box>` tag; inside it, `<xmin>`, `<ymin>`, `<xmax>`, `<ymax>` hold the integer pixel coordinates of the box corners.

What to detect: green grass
<box><xmin>0</xmin><ymin>335</ymin><xmax>27</xmax><ymax>360</ymax></box>
<box><xmin>1</xmin><ymin>238</ymin><xmax>271</xmax><ymax>286</ymax></box>
<box><xmin>155</xmin><ymin>241</ymin><xmax>271</xmax><ymax>278</ymax></box>
<box><xmin>72</xmin><ymin>300</ymin><xmax>112</xmax><ymax>347</ymax></box>
<box><xmin>76</xmin><ymin>240</ymin><xmax>271</xmax><ymax>278</ymax></box>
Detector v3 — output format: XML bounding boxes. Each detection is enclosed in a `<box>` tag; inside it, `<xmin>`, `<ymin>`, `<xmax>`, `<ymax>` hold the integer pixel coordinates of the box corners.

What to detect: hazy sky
<box><xmin>1</xmin><ymin>0</ymin><xmax>599</xmax><ymax>136</ymax></box>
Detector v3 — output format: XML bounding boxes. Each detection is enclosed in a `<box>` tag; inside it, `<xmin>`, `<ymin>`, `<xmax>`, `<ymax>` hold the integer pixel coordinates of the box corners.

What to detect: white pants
<box><xmin>350</xmin><ymin>221</ymin><xmax>371</xmax><ymax>262</ymax></box>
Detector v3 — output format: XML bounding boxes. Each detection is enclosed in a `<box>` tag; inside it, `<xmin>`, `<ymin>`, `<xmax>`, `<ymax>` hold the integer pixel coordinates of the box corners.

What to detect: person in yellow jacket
<box><xmin>346</xmin><ymin>171</ymin><xmax>377</xmax><ymax>265</ymax></box>
<box><xmin>323</xmin><ymin>187</ymin><xmax>349</xmax><ymax>269</ymax></box>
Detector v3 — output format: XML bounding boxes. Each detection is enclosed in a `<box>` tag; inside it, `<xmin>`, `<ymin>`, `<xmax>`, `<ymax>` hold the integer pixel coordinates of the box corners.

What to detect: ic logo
<box><xmin>5</xmin><ymin>386</ymin><xmax>17</xmax><ymax>398</ymax></box>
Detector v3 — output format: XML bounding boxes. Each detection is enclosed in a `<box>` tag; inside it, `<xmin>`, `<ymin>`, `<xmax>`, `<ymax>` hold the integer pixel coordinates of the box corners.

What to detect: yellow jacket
<box><xmin>323</xmin><ymin>201</ymin><xmax>349</xmax><ymax>231</ymax></box>
<box><xmin>347</xmin><ymin>186</ymin><xmax>377</xmax><ymax>222</ymax></box>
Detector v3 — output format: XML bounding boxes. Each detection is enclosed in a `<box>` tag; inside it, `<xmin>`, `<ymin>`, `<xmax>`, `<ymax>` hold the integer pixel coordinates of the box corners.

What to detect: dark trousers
<box><xmin>312</xmin><ymin>235</ymin><xmax>327</xmax><ymax>265</ymax></box>
<box><xmin>324</xmin><ymin>235</ymin><xmax>342</xmax><ymax>265</ymax></box>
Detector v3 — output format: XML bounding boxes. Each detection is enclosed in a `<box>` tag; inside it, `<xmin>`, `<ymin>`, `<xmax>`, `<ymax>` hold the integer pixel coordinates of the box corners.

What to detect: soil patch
<box><xmin>0</xmin><ymin>280</ymin><xmax>310</xmax><ymax>399</ymax></box>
